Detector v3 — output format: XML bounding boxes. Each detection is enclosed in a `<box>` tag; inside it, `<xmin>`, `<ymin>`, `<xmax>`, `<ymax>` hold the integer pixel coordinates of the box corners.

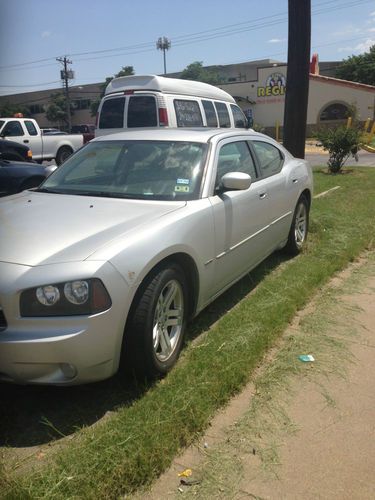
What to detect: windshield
<box><xmin>40</xmin><ymin>140</ymin><xmax>208</xmax><ymax>201</ymax></box>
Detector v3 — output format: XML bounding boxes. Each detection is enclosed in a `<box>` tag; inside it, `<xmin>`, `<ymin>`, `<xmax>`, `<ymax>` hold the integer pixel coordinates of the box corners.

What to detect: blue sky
<box><xmin>0</xmin><ymin>0</ymin><xmax>374</xmax><ymax>96</ymax></box>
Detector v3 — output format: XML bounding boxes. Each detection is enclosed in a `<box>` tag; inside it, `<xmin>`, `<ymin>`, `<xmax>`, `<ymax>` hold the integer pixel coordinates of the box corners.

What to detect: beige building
<box><xmin>0</xmin><ymin>83</ymin><xmax>101</xmax><ymax>129</ymax></box>
<box><xmin>1</xmin><ymin>58</ymin><xmax>373</xmax><ymax>136</ymax></box>
<box><xmin>219</xmin><ymin>62</ymin><xmax>375</xmax><ymax>135</ymax></box>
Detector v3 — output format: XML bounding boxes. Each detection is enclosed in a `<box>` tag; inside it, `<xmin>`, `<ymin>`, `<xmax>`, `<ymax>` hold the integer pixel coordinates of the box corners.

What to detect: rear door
<box><xmin>249</xmin><ymin>140</ymin><xmax>294</xmax><ymax>244</ymax></box>
<box><xmin>97</xmin><ymin>94</ymin><xmax>159</xmax><ymax>136</ymax></box>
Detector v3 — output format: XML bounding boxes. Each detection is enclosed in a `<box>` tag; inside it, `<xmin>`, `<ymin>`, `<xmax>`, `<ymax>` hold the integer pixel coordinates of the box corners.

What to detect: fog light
<box><xmin>60</xmin><ymin>363</ymin><xmax>77</xmax><ymax>379</ymax></box>
<box><xmin>36</xmin><ymin>285</ymin><xmax>60</xmax><ymax>306</ymax></box>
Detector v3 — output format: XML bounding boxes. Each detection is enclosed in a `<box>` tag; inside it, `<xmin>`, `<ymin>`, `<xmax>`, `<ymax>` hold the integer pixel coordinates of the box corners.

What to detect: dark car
<box><xmin>0</xmin><ymin>159</ymin><xmax>56</xmax><ymax>197</ymax></box>
<box><xmin>71</xmin><ymin>124</ymin><xmax>95</xmax><ymax>144</ymax></box>
<box><xmin>0</xmin><ymin>138</ymin><xmax>33</xmax><ymax>161</ymax></box>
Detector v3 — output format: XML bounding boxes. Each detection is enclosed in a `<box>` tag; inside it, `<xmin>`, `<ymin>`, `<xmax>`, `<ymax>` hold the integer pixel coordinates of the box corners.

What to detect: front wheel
<box><xmin>123</xmin><ymin>264</ymin><xmax>188</xmax><ymax>379</ymax></box>
<box><xmin>285</xmin><ymin>195</ymin><xmax>309</xmax><ymax>255</ymax></box>
<box><xmin>55</xmin><ymin>146</ymin><xmax>73</xmax><ymax>165</ymax></box>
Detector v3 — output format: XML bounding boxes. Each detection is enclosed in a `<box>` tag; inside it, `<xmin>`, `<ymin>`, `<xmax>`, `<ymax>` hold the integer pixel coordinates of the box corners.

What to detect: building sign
<box><xmin>257</xmin><ymin>72</ymin><xmax>286</xmax><ymax>97</ymax></box>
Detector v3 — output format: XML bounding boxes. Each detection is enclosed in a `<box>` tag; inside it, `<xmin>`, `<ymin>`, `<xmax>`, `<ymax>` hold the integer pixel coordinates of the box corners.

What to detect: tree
<box><xmin>45</xmin><ymin>93</ymin><xmax>74</xmax><ymax>129</ymax></box>
<box><xmin>179</xmin><ymin>61</ymin><xmax>223</xmax><ymax>85</ymax></box>
<box><xmin>335</xmin><ymin>45</ymin><xmax>375</xmax><ymax>85</ymax></box>
<box><xmin>315</xmin><ymin>125</ymin><xmax>362</xmax><ymax>173</ymax></box>
<box><xmin>90</xmin><ymin>66</ymin><xmax>135</xmax><ymax>117</ymax></box>
<box><xmin>0</xmin><ymin>101</ymin><xmax>31</xmax><ymax>118</ymax></box>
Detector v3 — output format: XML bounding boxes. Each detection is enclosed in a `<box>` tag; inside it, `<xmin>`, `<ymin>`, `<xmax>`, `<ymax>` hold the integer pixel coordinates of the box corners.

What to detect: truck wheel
<box><xmin>56</xmin><ymin>146</ymin><xmax>73</xmax><ymax>165</ymax></box>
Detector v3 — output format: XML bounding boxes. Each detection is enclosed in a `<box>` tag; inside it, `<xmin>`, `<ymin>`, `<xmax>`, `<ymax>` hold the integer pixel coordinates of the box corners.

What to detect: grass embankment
<box><xmin>2</xmin><ymin>168</ymin><xmax>375</xmax><ymax>499</ymax></box>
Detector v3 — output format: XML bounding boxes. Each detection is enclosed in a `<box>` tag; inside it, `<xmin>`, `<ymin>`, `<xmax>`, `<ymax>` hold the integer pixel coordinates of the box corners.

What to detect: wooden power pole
<box><xmin>283</xmin><ymin>0</ymin><xmax>311</xmax><ymax>158</ymax></box>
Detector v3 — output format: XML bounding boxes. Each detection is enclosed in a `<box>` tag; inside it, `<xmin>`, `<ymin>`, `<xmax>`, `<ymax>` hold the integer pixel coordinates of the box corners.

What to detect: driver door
<box><xmin>208</xmin><ymin>139</ymin><xmax>271</xmax><ymax>296</ymax></box>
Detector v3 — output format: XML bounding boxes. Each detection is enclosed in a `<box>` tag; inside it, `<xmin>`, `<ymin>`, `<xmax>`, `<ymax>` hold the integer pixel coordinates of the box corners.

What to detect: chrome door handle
<box><xmin>259</xmin><ymin>192</ymin><xmax>268</xmax><ymax>199</ymax></box>
<box><xmin>292</xmin><ymin>178</ymin><xmax>299</xmax><ymax>184</ymax></box>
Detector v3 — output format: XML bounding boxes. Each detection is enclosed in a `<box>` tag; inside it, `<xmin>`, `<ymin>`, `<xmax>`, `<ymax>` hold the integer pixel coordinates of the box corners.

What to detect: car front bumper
<box><xmin>0</xmin><ymin>260</ymin><xmax>131</xmax><ymax>385</ymax></box>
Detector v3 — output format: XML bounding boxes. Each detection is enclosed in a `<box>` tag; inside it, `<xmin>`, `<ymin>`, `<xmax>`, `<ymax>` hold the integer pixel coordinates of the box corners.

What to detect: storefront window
<box><xmin>319</xmin><ymin>102</ymin><xmax>349</xmax><ymax>121</ymax></box>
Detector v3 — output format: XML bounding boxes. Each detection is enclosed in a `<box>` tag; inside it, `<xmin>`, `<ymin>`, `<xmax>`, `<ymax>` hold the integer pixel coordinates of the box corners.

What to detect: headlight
<box><xmin>64</xmin><ymin>281</ymin><xmax>89</xmax><ymax>305</ymax></box>
<box><xmin>20</xmin><ymin>278</ymin><xmax>111</xmax><ymax>317</ymax></box>
<box><xmin>36</xmin><ymin>285</ymin><xmax>60</xmax><ymax>306</ymax></box>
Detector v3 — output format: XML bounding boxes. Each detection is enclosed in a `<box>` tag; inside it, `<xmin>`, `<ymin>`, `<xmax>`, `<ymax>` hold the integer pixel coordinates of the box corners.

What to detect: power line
<box><xmin>0</xmin><ymin>0</ymin><xmax>372</xmax><ymax>70</ymax></box>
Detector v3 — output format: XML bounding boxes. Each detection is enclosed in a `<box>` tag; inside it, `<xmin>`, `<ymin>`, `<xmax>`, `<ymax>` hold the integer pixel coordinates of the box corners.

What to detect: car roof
<box><xmin>92</xmin><ymin>128</ymin><xmax>264</xmax><ymax>144</ymax></box>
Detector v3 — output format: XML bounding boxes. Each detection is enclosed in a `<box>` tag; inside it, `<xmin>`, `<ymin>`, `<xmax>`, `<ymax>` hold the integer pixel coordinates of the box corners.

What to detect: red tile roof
<box><xmin>309</xmin><ymin>73</ymin><xmax>375</xmax><ymax>93</ymax></box>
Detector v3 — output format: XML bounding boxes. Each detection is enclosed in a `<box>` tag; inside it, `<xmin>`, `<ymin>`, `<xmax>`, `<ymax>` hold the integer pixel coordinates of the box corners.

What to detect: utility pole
<box><xmin>57</xmin><ymin>56</ymin><xmax>73</xmax><ymax>132</ymax></box>
<box><xmin>283</xmin><ymin>0</ymin><xmax>311</xmax><ymax>158</ymax></box>
<box><xmin>156</xmin><ymin>37</ymin><xmax>171</xmax><ymax>75</ymax></box>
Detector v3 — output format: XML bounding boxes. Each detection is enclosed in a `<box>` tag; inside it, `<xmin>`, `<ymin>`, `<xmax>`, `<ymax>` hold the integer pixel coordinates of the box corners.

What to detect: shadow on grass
<box><xmin>0</xmin><ymin>252</ymin><xmax>289</xmax><ymax>449</ymax></box>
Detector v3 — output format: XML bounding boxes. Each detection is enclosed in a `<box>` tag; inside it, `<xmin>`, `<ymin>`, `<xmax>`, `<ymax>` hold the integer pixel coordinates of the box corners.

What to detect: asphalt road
<box><xmin>305</xmin><ymin>150</ymin><xmax>375</xmax><ymax>167</ymax></box>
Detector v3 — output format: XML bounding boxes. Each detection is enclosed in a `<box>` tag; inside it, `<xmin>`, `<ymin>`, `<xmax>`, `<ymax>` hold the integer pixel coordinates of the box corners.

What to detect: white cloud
<box><xmin>370</xmin><ymin>11</ymin><xmax>375</xmax><ymax>16</ymax></box>
<box><xmin>368</xmin><ymin>27</ymin><xmax>375</xmax><ymax>32</ymax></box>
<box><xmin>355</xmin><ymin>38</ymin><xmax>375</xmax><ymax>52</ymax></box>
<box><xmin>338</xmin><ymin>38</ymin><xmax>375</xmax><ymax>53</ymax></box>
<box><xmin>41</xmin><ymin>31</ymin><xmax>51</xmax><ymax>38</ymax></box>
<box><xmin>267</xmin><ymin>38</ymin><xmax>286</xmax><ymax>43</ymax></box>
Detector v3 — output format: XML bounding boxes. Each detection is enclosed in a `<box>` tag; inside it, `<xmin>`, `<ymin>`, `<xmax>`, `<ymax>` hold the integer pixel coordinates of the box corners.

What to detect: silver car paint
<box><xmin>0</xmin><ymin>129</ymin><xmax>313</xmax><ymax>385</ymax></box>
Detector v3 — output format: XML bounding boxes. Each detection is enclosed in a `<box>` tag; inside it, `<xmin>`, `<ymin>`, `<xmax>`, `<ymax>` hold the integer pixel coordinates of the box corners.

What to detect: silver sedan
<box><xmin>0</xmin><ymin>129</ymin><xmax>312</xmax><ymax>385</ymax></box>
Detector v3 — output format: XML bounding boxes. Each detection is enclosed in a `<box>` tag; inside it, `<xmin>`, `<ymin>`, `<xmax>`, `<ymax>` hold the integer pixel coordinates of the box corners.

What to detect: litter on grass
<box><xmin>299</xmin><ymin>354</ymin><xmax>315</xmax><ymax>362</ymax></box>
<box><xmin>178</xmin><ymin>468</ymin><xmax>192</xmax><ymax>478</ymax></box>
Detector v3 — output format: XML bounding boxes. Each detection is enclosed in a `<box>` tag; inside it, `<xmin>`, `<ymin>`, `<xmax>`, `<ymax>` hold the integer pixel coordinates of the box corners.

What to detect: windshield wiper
<box><xmin>34</xmin><ymin>187</ymin><xmax>67</xmax><ymax>194</ymax></box>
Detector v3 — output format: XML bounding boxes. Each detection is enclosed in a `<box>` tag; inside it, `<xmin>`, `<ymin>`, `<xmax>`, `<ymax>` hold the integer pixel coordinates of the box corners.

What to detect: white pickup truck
<box><xmin>0</xmin><ymin>118</ymin><xmax>84</xmax><ymax>165</ymax></box>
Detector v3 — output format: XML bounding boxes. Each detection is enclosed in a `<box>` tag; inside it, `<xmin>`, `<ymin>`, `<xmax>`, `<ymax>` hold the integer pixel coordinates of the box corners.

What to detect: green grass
<box><xmin>2</xmin><ymin>168</ymin><xmax>375</xmax><ymax>499</ymax></box>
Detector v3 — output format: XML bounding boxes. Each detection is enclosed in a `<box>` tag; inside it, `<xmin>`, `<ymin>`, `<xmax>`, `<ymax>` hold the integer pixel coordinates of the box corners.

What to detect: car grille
<box><xmin>0</xmin><ymin>307</ymin><xmax>7</xmax><ymax>331</ymax></box>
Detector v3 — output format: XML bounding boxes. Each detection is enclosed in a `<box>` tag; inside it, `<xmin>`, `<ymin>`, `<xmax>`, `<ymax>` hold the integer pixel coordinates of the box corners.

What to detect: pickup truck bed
<box><xmin>0</xmin><ymin>118</ymin><xmax>84</xmax><ymax>165</ymax></box>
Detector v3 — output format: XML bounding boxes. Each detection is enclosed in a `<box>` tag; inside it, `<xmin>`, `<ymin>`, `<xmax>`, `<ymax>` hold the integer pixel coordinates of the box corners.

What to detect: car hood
<box><xmin>0</xmin><ymin>191</ymin><xmax>185</xmax><ymax>266</ymax></box>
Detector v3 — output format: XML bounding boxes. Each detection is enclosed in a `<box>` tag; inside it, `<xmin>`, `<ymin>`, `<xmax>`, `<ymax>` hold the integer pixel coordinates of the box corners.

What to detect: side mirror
<box><xmin>221</xmin><ymin>172</ymin><xmax>252</xmax><ymax>191</ymax></box>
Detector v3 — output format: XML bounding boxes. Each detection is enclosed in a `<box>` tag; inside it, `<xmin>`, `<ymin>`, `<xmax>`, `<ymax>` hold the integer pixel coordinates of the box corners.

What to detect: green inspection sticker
<box><xmin>174</xmin><ymin>185</ymin><xmax>190</xmax><ymax>192</ymax></box>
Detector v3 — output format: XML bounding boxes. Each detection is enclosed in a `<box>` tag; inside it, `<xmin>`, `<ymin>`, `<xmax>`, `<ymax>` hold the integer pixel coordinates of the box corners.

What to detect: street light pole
<box><xmin>156</xmin><ymin>37</ymin><xmax>171</xmax><ymax>75</ymax></box>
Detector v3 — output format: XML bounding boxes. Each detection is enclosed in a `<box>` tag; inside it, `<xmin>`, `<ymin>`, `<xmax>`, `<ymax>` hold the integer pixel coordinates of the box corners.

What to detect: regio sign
<box><xmin>257</xmin><ymin>73</ymin><xmax>286</xmax><ymax>97</ymax></box>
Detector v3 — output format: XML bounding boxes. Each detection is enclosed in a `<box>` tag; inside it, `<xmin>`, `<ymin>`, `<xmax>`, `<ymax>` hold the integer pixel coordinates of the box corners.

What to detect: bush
<box><xmin>315</xmin><ymin>126</ymin><xmax>362</xmax><ymax>173</ymax></box>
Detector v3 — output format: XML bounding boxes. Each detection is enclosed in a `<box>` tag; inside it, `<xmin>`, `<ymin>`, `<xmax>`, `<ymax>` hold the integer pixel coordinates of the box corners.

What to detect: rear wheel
<box><xmin>55</xmin><ymin>146</ymin><xmax>73</xmax><ymax>165</ymax></box>
<box><xmin>123</xmin><ymin>264</ymin><xmax>188</xmax><ymax>379</ymax></box>
<box><xmin>285</xmin><ymin>195</ymin><xmax>309</xmax><ymax>255</ymax></box>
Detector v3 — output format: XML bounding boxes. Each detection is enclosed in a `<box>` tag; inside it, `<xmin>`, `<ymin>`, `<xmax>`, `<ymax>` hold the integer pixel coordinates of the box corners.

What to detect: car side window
<box><xmin>251</xmin><ymin>141</ymin><xmax>284</xmax><ymax>178</ymax></box>
<box><xmin>214</xmin><ymin>102</ymin><xmax>231</xmax><ymax>128</ymax></box>
<box><xmin>174</xmin><ymin>100</ymin><xmax>203</xmax><ymax>127</ymax></box>
<box><xmin>215</xmin><ymin>141</ymin><xmax>257</xmax><ymax>189</ymax></box>
<box><xmin>127</xmin><ymin>96</ymin><xmax>157</xmax><ymax>127</ymax></box>
<box><xmin>2</xmin><ymin>121</ymin><xmax>24</xmax><ymax>137</ymax></box>
<box><xmin>99</xmin><ymin>97</ymin><xmax>125</xmax><ymax>129</ymax></box>
<box><xmin>25</xmin><ymin>121</ymin><xmax>38</xmax><ymax>136</ymax></box>
<box><xmin>230</xmin><ymin>105</ymin><xmax>247</xmax><ymax>128</ymax></box>
<box><xmin>202</xmin><ymin>100</ymin><xmax>218</xmax><ymax>127</ymax></box>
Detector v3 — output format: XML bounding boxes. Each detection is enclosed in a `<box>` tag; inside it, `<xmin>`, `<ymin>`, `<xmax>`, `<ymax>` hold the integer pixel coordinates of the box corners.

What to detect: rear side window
<box><xmin>174</xmin><ymin>100</ymin><xmax>203</xmax><ymax>127</ymax></box>
<box><xmin>231</xmin><ymin>105</ymin><xmax>247</xmax><ymax>128</ymax></box>
<box><xmin>127</xmin><ymin>96</ymin><xmax>157</xmax><ymax>127</ymax></box>
<box><xmin>25</xmin><ymin>121</ymin><xmax>38</xmax><ymax>136</ymax></box>
<box><xmin>99</xmin><ymin>97</ymin><xmax>125</xmax><ymax>129</ymax></box>
<box><xmin>214</xmin><ymin>102</ymin><xmax>231</xmax><ymax>128</ymax></box>
<box><xmin>202</xmin><ymin>100</ymin><xmax>218</xmax><ymax>127</ymax></box>
<box><xmin>252</xmin><ymin>141</ymin><xmax>284</xmax><ymax>178</ymax></box>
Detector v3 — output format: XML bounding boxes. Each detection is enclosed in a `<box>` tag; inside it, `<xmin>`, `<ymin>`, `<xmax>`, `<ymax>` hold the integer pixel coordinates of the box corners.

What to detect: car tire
<box><xmin>55</xmin><ymin>146</ymin><xmax>73</xmax><ymax>165</ymax></box>
<box><xmin>123</xmin><ymin>264</ymin><xmax>188</xmax><ymax>379</ymax></box>
<box><xmin>285</xmin><ymin>195</ymin><xmax>309</xmax><ymax>255</ymax></box>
